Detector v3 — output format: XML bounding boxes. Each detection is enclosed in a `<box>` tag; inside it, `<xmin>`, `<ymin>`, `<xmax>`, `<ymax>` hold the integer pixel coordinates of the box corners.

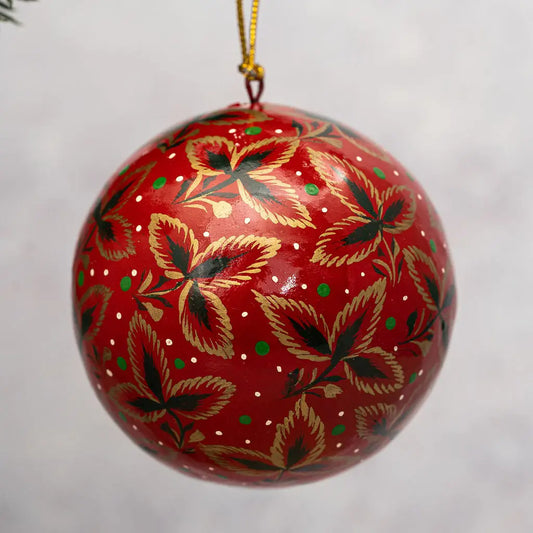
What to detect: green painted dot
<box><xmin>174</xmin><ymin>358</ymin><xmax>185</xmax><ymax>370</ymax></box>
<box><xmin>120</xmin><ymin>276</ymin><xmax>132</xmax><ymax>291</ymax></box>
<box><xmin>409</xmin><ymin>372</ymin><xmax>418</xmax><ymax>384</ymax></box>
<box><xmin>153</xmin><ymin>176</ymin><xmax>167</xmax><ymax>189</ymax></box>
<box><xmin>305</xmin><ymin>183</ymin><xmax>319</xmax><ymax>196</ymax></box>
<box><xmin>429</xmin><ymin>239</ymin><xmax>437</xmax><ymax>253</ymax></box>
<box><xmin>373</xmin><ymin>167</ymin><xmax>386</xmax><ymax>180</ymax></box>
<box><xmin>255</xmin><ymin>341</ymin><xmax>270</xmax><ymax>356</ymax></box>
<box><xmin>119</xmin><ymin>165</ymin><xmax>129</xmax><ymax>176</ymax></box>
<box><xmin>317</xmin><ymin>283</ymin><xmax>331</xmax><ymax>297</ymax></box>
<box><xmin>332</xmin><ymin>424</ymin><xmax>346</xmax><ymax>436</ymax></box>
<box><xmin>385</xmin><ymin>317</ymin><xmax>397</xmax><ymax>330</ymax></box>
<box><xmin>245</xmin><ymin>126</ymin><xmax>262</xmax><ymax>135</ymax></box>
<box><xmin>239</xmin><ymin>415</ymin><xmax>252</xmax><ymax>425</ymax></box>
<box><xmin>119</xmin><ymin>412</ymin><xmax>127</xmax><ymax>422</ymax></box>
<box><xmin>77</xmin><ymin>271</ymin><xmax>85</xmax><ymax>287</ymax></box>
<box><xmin>117</xmin><ymin>357</ymin><xmax>127</xmax><ymax>370</ymax></box>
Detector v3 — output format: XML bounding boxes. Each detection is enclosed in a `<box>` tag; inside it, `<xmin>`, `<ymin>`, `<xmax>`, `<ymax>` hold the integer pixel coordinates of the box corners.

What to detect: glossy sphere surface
<box><xmin>72</xmin><ymin>103</ymin><xmax>456</xmax><ymax>486</ymax></box>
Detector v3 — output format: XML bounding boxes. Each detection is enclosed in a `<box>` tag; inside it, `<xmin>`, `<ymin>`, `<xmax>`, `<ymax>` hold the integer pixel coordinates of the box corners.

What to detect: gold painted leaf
<box><xmin>311</xmin><ymin>216</ymin><xmax>382</xmax><ymax>267</ymax></box>
<box><xmin>330</xmin><ymin>279</ymin><xmax>387</xmax><ymax>357</ymax></box>
<box><xmin>188</xmin><ymin>430</ymin><xmax>206</xmax><ymax>443</ymax></box>
<box><xmin>178</xmin><ymin>281</ymin><xmax>234</xmax><ymax>359</ymax></box>
<box><xmin>354</xmin><ymin>403</ymin><xmax>397</xmax><ymax>440</ymax></box>
<box><xmin>143</xmin><ymin>301</ymin><xmax>164</xmax><ymax>322</ymax></box>
<box><xmin>187</xmin><ymin>136</ymin><xmax>235</xmax><ymax>176</ymax></box>
<box><xmin>238</xmin><ymin>138</ymin><xmax>299</xmax><ymax>175</ymax></box>
<box><xmin>381</xmin><ymin>185</ymin><xmax>416</xmax><ymax>233</ymax></box>
<box><xmin>344</xmin><ymin>347</ymin><xmax>404</xmax><ymax>395</ymax></box>
<box><xmin>202</xmin><ymin>445</ymin><xmax>279</xmax><ymax>477</ymax></box>
<box><xmin>252</xmin><ymin>291</ymin><xmax>331</xmax><ymax>362</ymax></box>
<box><xmin>168</xmin><ymin>375</ymin><xmax>236</xmax><ymax>420</ymax></box>
<box><xmin>95</xmin><ymin>214</ymin><xmax>135</xmax><ymax>261</ymax></box>
<box><xmin>270</xmin><ymin>397</ymin><xmax>326</xmax><ymax>470</ymax></box>
<box><xmin>403</xmin><ymin>246</ymin><xmax>441</xmax><ymax>311</ymax></box>
<box><xmin>77</xmin><ymin>285</ymin><xmax>112</xmax><ymax>343</ymax></box>
<box><xmin>192</xmin><ymin>234</ymin><xmax>281</xmax><ymax>289</ymax></box>
<box><xmin>109</xmin><ymin>382</ymin><xmax>166</xmax><ymax>423</ymax></box>
<box><xmin>323</xmin><ymin>383</ymin><xmax>343</xmax><ymax>398</ymax></box>
<box><xmin>148</xmin><ymin>214</ymin><xmax>199</xmax><ymax>280</ymax></box>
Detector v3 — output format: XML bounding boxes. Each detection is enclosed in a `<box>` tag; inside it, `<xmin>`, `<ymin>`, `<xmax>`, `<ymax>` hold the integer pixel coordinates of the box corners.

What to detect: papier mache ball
<box><xmin>72</xmin><ymin>103</ymin><xmax>456</xmax><ymax>487</ymax></box>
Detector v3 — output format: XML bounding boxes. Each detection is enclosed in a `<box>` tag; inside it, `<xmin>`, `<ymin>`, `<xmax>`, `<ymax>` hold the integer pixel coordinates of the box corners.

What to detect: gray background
<box><xmin>1</xmin><ymin>1</ymin><xmax>532</xmax><ymax>532</ymax></box>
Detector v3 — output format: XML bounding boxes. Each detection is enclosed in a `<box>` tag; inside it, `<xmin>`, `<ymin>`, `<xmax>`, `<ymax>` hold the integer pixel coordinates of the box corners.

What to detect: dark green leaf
<box><xmin>152</xmin><ymin>275</ymin><xmax>172</xmax><ymax>291</ymax></box>
<box><xmin>173</xmin><ymin>179</ymin><xmax>192</xmax><ymax>201</ymax></box>
<box><xmin>81</xmin><ymin>305</ymin><xmax>96</xmax><ymax>337</ymax></box>
<box><xmin>287</xmin><ymin>317</ymin><xmax>331</xmax><ymax>355</ymax></box>
<box><xmin>230</xmin><ymin>457</ymin><xmax>280</xmax><ymax>472</ymax></box>
<box><xmin>128</xmin><ymin>397</ymin><xmax>163</xmax><ymax>412</ymax></box>
<box><xmin>165</xmin><ymin>235</ymin><xmax>189</xmax><ymax>273</ymax></box>
<box><xmin>383</xmin><ymin>199</ymin><xmax>404</xmax><ymax>223</ymax></box>
<box><xmin>239</xmin><ymin>175</ymin><xmax>280</xmax><ymax>204</ymax></box>
<box><xmin>102</xmin><ymin>182</ymin><xmax>132</xmax><ymax>215</ymax></box>
<box><xmin>210</xmin><ymin>192</ymin><xmax>238</xmax><ymax>199</ymax></box>
<box><xmin>139</xmin><ymin>445</ymin><xmax>159</xmax><ymax>456</ymax></box>
<box><xmin>441</xmin><ymin>319</ymin><xmax>450</xmax><ymax>348</ymax></box>
<box><xmin>142</xmin><ymin>345</ymin><xmax>164</xmax><ymax>401</ymax></box>
<box><xmin>239</xmin><ymin>150</ymin><xmax>273</xmax><ymax>172</ymax></box>
<box><xmin>188</xmin><ymin>253</ymin><xmax>244</xmax><ymax>279</ymax></box>
<box><xmin>424</xmin><ymin>275</ymin><xmax>440</xmax><ymax>305</ymax></box>
<box><xmin>96</xmin><ymin>219</ymin><xmax>115</xmax><ymax>242</ymax></box>
<box><xmin>206</xmin><ymin>150</ymin><xmax>232</xmax><ymax>173</ymax></box>
<box><xmin>397</xmin><ymin>257</ymin><xmax>404</xmax><ymax>275</ymax></box>
<box><xmin>166</xmin><ymin>393</ymin><xmax>210</xmax><ymax>412</ymax></box>
<box><xmin>187</xmin><ymin>282</ymin><xmax>210</xmax><ymax>330</ymax></box>
<box><xmin>323</xmin><ymin>375</ymin><xmax>344</xmax><ymax>382</ymax></box>
<box><xmin>337</xmin><ymin>123</ymin><xmax>361</xmax><ymax>140</ymax></box>
<box><xmin>390</xmin><ymin>238</ymin><xmax>396</xmax><ymax>254</ymax></box>
<box><xmin>344</xmin><ymin>181</ymin><xmax>377</xmax><ymax>218</ymax></box>
<box><xmin>135</xmin><ymin>299</ymin><xmax>147</xmax><ymax>312</ymax></box>
<box><xmin>345</xmin><ymin>356</ymin><xmax>388</xmax><ymax>379</ymax></box>
<box><xmin>286</xmin><ymin>435</ymin><xmax>310</xmax><ymax>468</ymax></box>
<box><xmin>407</xmin><ymin>310</ymin><xmax>418</xmax><ymax>336</ymax></box>
<box><xmin>147</xmin><ymin>295</ymin><xmax>173</xmax><ymax>308</ymax></box>
<box><xmin>202</xmin><ymin>175</ymin><xmax>217</xmax><ymax>190</ymax></box>
<box><xmin>292</xmin><ymin>120</ymin><xmax>304</xmax><ymax>136</ymax></box>
<box><xmin>342</xmin><ymin>222</ymin><xmax>379</xmax><ymax>245</ymax></box>
<box><xmin>332</xmin><ymin>312</ymin><xmax>366</xmax><ymax>362</ymax></box>
<box><xmin>371</xmin><ymin>418</ymin><xmax>389</xmax><ymax>437</ymax></box>
<box><xmin>372</xmin><ymin>264</ymin><xmax>387</xmax><ymax>277</ymax></box>
<box><xmin>377</xmin><ymin>247</ymin><xmax>386</xmax><ymax>257</ymax></box>
<box><xmin>442</xmin><ymin>285</ymin><xmax>455</xmax><ymax>309</ymax></box>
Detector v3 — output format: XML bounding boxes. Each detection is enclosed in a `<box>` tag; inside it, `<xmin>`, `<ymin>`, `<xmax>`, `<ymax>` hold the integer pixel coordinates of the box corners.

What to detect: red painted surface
<box><xmin>72</xmin><ymin>103</ymin><xmax>456</xmax><ymax>486</ymax></box>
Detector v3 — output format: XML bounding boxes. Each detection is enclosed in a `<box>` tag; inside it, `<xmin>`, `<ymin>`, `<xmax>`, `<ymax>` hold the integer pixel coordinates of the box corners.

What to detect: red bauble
<box><xmin>72</xmin><ymin>103</ymin><xmax>456</xmax><ymax>486</ymax></box>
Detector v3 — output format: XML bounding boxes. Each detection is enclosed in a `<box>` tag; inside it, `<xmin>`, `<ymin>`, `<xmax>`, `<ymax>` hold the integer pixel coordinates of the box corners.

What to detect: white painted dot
<box><xmin>132</xmin><ymin>425</ymin><xmax>138</xmax><ymax>431</ymax></box>
<box><xmin>345</xmin><ymin>289</ymin><xmax>350</xmax><ymax>294</ymax></box>
<box><xmin>336</xmin><ymin>442</ymin><xmax>342</xmax><ymax>448</ymax></box>
<box><xmin>136</xmin><ymin>225</ymin><xmax>142</xmax><ymax>232</ymax></box>
<box><xmin>275</xmin><ymin>129</ymin><xmax>283</xmax><ymax>134</ymax></box>
<box><xmin>403</xmin><ymin>295</ymin><xmax>408</xmax><ymax>301</ymax></box>
<box><xmin>103</xmin><ymin>269</ymin><xmax>109</xmax><ymax>276</ymax></box>
<box><xmin>301</xmin><ymin>284</ymin><xmax>308</xmax><ymax>290</ymax></box>
<box><xmin>322</xmin><ymin>207</ymin><xmax>328</xmax><ymax>213</ymax></box>
<box><xmin>96</xmin><ymin>383</ymin><xmax>102</xmax><ymax>390</ymax></box>
<box><xmin>235</xmin><ymin>142</ymin><xmax>240</xmax><ymax>147</ymax></box>
<box><xmin>191</xmin><ymin>357</ymin><xmax>198</xmax><ymax>363</ymax></box>
<box><xmin>293</xmin><ymin>243</ymin><xmax>300</xmax><ymax>250</ymax></box>
<box><xmin>182</xmin><ymin>465</ymin><xmax>189</xmax><ymax>469</ymax></box>
<box><xmin>245</xmin><ymin>439</ymin><xmax>251</xmax><ymax>444</ymax></box>
<box><xmin>244</xmin><ymin>217</ymin><xmax>251</xmax><ymax>224</ymax></box>
<box><xmin>356</xmin><ymin>156</ymin><xmax>363</xmax><ymax>162</ymax></box>
<box><xmin>241</xmin><ymin>353</ymin><xmax>247</xmax><ymax>360</ymax></box>
<box><xmin>158</xmin><ymin>441</ymin><xmax>164</xmax><ymax>446</ymax></box>
<box><xmin>399</xmin><ymin>394</ymin><xmax>405</xmax><ymax>401</ymax></box>
<box><xmin>441</xmin><ymin>267</ymin><xmax>446</xmax><ymax>274</ymax></box>
<box><xmin>394</xmin><ymin>345</ymin><xmax>398</xmax><ymax>352</ymax></box>
<box><xmin>393</xmin><ymin>170</ymin><xmax>400</xmax><ymax>176</ymax></box>
<box><xmin>216</xmin><ymin>430</ymin><xmax>223</xmax><ymax>436</ymax></box>
<box><xmin>338</xmin><ymin>411</ymin><xmax>344</xmax><ymax>417</ymax></box>
<box><xmin>353</xmin><ymin>448</ymin><xmax>360</xmax><ymax>454</ymax></box>
<box><xmin>254</xmin><ymin>391</ymin><xmax>261</xmax><ymax>397</ymax></box>
<box><xmin>110</xmin><ymin>339</ymin><xmax>115</xmax><ymax>346</ymax></box>
<box><xmin>106</xmin><ymin>369</ymin><xmax>113</xmax><ymax>377</ymax></box>
<box><xmin>265</xmin><ymin>420</ymin><xmax>272</xmax><ymax>426</ymax></box>
<box><xmin>417</xmin><ymin>193</ymin><xmax>423</xmax><ymax>200</ymax></box>
<box><xmin>229</xmin><ymin>128</ymin><xmax>236</xmax><ymax>134</ymax></box>
<box><xmin>135</xmin><ymin>195</ymin><xmax>142</xmax><ymax>202</ymax></box>
<box><xmin>421</xmin><ymin>230</ymin><xmax>426</xmax><ymax>237</ymax></box>
<box><xmin>168</xmin><ymin>153</ymin><xmax>176</xmax><ymax>159</ymax></box>
<box><xmin>276</xmin><ymin>365</ymin><xmax>282</xmax><ymax>373</ymax></box>
<box><xmin>361</xmin><ymin>272</ymin><xmax>366</xmax><ymax>277</ymax></box>
<box><xmin>176</xmin><ymin>176</ymin><xmax>184</xmax><ymax>182</ymax></box>
<box><xmin>418</xmin><ymin>369</ymin><xmax>424</xmax><ymax>376</ymax></box>
<box><xmin>131</xmin><ymin>269</ymin><xmax>138</xmax><ymax>277</ymax></box>
<box><xmin>242</xmin><ymin>311</ymin><xmax>248</xmax><ymax>318</ymax></box>
<box><xmin>166</xmin><ymin>339</ymin><xmax>173</xmax><ymax>346</ymax></box>
<box><xmin>296</xmin><ymin>171</ymin><xmax>302</xmax><ymax>177</ymax></box>
<box><xmin>443</xmin><ymin>243</ymin><xmax>448</xmax><ymax>249</ymax></box>
<box><xmin>89</xmin><ymin>269</ymin><xmax>95</xmax><ymax>277</ymax></box>
<box><xmin>208</xmin><ymin>467</ymin><xmax>215</xmax><ymax>471</ymax></box>
<box><xmin>116</xmin><ymin>312</ymin><xmax>122</xmax><ymax>320</ymax></box>
<box><xmin>272</xmin><ymin>276</ymin><xmax>279</xmax><ymax>283</ymax></box>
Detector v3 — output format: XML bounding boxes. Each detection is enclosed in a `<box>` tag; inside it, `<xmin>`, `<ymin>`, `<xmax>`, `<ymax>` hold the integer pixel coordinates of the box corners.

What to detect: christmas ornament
<box><xmin>72</xmin><ymin>1</ymin><xmax>456</xmax><ymax>487</ymax></box>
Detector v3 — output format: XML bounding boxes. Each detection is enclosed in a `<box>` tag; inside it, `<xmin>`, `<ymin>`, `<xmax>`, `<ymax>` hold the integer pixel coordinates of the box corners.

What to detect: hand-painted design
<box><xmin>354</xmin><ymin>403</ymin><xmax>397</xmax><ymax>440</ymax></box>
<box><xmin>80</xmin><ymin>163</ymin><xmax>156</xmax><ymax>260</ymax></box>
<box><xmin>254</xmin><ymin>279</ymin><xmax>399</xmax><ymax>398</ymax></box>
<box><xmin>139</xmin><ymin>213</ymin><xmax>281</xmax><ymax>358</ymax></box>
<box><xmin>174</xmin><ymin>136</ymin><xmax>315</xmax><ymax>229</ymax></box>
<box><xmin>402</xmin><ymin>246</ymin><xmax>455</xmax><ymax>349</ymax></box>
<box><xmin>85</xmin><ymin>345</ymin><xmax>112</xmax><ymax>379</ymax></box>
<box><xmin>74</xmin><ymin>285</ymin><xmax>112</xmax><ymax>345</ymax></box>
<box><xmin>308</xmin><ymin>149</ymin><xmax>416</xmax><ymax>270</ymax></box>
<box><xmin>202</xmin><ymin>397</ymin><xmax>325</xmax><ymax>481</ymax></box>
<box><xmin>290</xmin><ymin>119</ymin><xmax>343</xmax><ymax>149</ymax></box>
<box><xmin>109</xmin><ymin>313</ymin><xmax>235</xmax><ymax>449</ymax></box>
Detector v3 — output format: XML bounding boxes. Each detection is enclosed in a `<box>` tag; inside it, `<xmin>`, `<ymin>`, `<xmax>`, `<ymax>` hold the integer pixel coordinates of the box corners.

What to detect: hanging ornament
<box><xmin>72</xmin><ymin>0</ymin><xmax>456</xmax><ymax>487</ymax></box>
